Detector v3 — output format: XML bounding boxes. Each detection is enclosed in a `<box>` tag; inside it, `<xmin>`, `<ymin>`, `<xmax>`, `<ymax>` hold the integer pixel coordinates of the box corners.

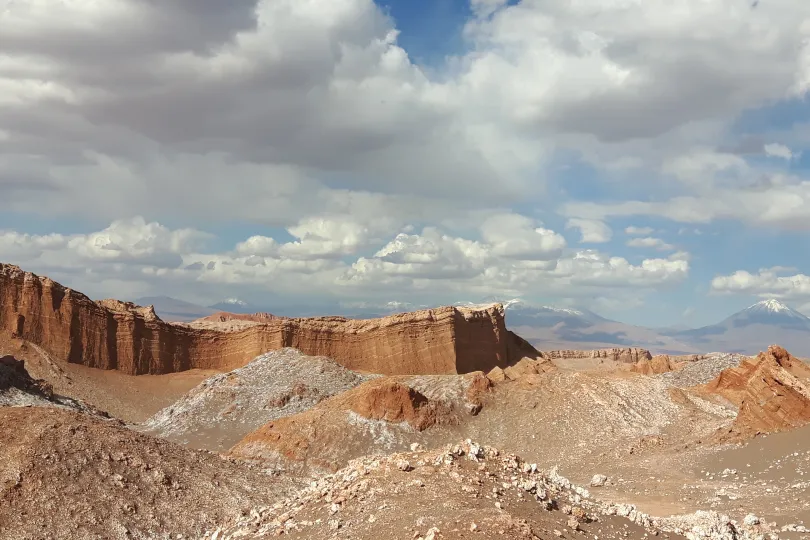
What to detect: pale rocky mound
<box><xmin>0</xmin><ymin>355</ymin><xmax>55</xmax><ymax>406</ymax></box>
<box><xmin>0</xmin><ymin>263</ymin><xmax>538</xmax><ymax>376</ymax></box>
<box><xmin>0</xmin><ymin>355</ymin><xmax>105</xmax><ymax>416</ymax></box>
<box><xmin>141</xmin><ymin>348</ymin><xmax>370</xmax><ymax>451</ymax></box>
<box><xmin>541</xmin><ymin>347</ymin><xmax>652</xmax><ymax>363</ymax></box>
<box><xmin>208</xmin><ymin>440</ymin><xmax>774</xmax><ymax>540</ymax></box>
<box><xmin>0</xmin><ymin>338</ymin><xmax>217</xmax><ymax>423</ymax></box>
<box><xmin>705</xmin><ymin>345</ymin><xmax>810</xmax><ymax>438</ymax></box>
<box><xmin>656</xmin><ymin>353</ymin><xmax>746</xmax><ymax>388</ymax></box>
<box><xmin>0</xmin><ymin>407</ymin><xmax>297</xmax><ymax>540</ymax></box>
<box><xmin>630</xmin><ymin>354</ymin><xmax>684</xmax><ymax>375</ymax></box>
<box><xmin>228</xmin><ymin>375</ymin><xmax>489</xmax><ymax>474</ymax></box>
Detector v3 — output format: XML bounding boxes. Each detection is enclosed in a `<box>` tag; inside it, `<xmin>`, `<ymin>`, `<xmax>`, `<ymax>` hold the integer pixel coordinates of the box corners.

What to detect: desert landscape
<box><xmin>6</xmin><ymin>2</ymin><xmax>810</xmax><ymax>538</ymax></box>
<box><xmin>2</xmin><ymin>262</ymin><xmax>810</xmax><ymax>539</ymax></box>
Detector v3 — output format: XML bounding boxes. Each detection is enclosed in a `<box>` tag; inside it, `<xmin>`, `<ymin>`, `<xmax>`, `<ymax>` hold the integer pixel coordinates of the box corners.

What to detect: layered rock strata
<box><xmin>0</xmin><ymin>263</ymin><xmax>539</xmax><ymax>376</ymax></box>
<box><xmin>541</xmin><ymin>348</ymin><xmax>652</xmax><ymax>363</ymax></box>
<box><xmin>707</xmin><ymin>345</ymin><xmax>810</xmax><ymax>436</ymax></box>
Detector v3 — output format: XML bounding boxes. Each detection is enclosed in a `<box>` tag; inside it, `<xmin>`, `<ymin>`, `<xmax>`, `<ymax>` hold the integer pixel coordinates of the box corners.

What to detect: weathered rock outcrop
<box><xmin>540</xmin><ymin>348</ymin><xmax>652</xmax><ymax>363</ymax></box>
<box><xmin>228</xmin><ymin>376</ymin><xmax>475</xmax><ymax>471</ymax></box>
<box><xmin>631</xmin><ymin>355</ymin><xmax>684</xmax><ymax>376</ymax></box>
<box><xmin>0</xmin><ymin>355</ymin><xmax>54</xmax><ymax>401</ymax></box>
<box><xmin>0</xmin><ymin>263</ymin><xmax>539</xmax><ymax>376</ymax></box>
<box><xmin>707</xmin><ymin>345</ymin><xmax>810</xmax><ymax>437</ymax></box>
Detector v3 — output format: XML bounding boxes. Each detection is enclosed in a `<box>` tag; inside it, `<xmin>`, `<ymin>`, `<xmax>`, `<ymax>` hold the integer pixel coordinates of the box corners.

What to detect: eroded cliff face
<box><xmin>540</xmin><ymin>348</ymin><xmax>652</xmax><ymax>363</ymax></box>
<box><xmin>0</xmin><ymin>264</ymin><xmax>539</xmax><ymax>376</ymax></box>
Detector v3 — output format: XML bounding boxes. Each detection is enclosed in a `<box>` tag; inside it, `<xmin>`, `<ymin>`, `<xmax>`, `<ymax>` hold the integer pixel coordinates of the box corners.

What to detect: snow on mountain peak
<box><xmin>540</xmin><ymin>305</ymin><xmax>585</xmax><ymax>316</ymax></box>
<box><xmin>748</xmin><ymin>298</ymin><xmax>791</xmax><ymax>313</ymax></box>
<box><xmin>221</xmin><ymin>298</ymin><xmax>248</xmax><ymax>306</ymax></box>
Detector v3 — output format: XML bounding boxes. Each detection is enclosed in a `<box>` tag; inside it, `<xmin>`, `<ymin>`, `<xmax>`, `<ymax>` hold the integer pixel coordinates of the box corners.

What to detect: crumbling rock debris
<box><xmin>0</xmin><ymin>407</ymin><xmax>298</xmax><ymax>540</ymax></box>
<box><xmin>205</xmin><ymin>440</ymin><xmax>774</xmax><ymax>540</ymax></box>
<box><xmin>590</xmin><ymin>474</ymin><xmax>608</xmax><ymax>487</ymax></box>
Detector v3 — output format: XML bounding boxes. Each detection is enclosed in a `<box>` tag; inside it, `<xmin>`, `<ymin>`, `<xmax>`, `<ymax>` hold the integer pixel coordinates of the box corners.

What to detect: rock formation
<box><xmin>706</xmin><ymin>345</ymin><xmax>810</xmax><ymax>437</ymax></box>
<box><xmin>630</xmin><ymin>355</ymin><xmax>683</xmax><ymax>376</ymax></box>
<box><xmin>540</xmin><ymin>348</ymin><xmax>652</xmax><ymax>363</ymax></box>
<box><xmin>0</xmin><ymin>355</ymin><xmax>54</xmax><ymax>402</ymax></box>
<box><xmin>228</xmin><ymin>374</ymin><xmax>487</xmax><ymax>471</ymax></box>
<box><xmin>142</xmin><ymin>348</ymin><xmax>371</xmax><ymax>451</ymax></box>
<box><xmin>0</xmin><ymin>263</ymin><xmax>540</xmax><ymax>376</ymax></box>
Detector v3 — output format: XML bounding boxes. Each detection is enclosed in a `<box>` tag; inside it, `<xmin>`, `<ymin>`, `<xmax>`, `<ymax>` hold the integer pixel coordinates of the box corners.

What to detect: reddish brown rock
<box><xmin>706</xmin><ymin>345</ymin><xmax>810</xmax><ymax>437</ymax></box>
<box><xmin>0</xmin><ymin>263</ymin><xmax>538</xmax><ymax>376</ymax></box>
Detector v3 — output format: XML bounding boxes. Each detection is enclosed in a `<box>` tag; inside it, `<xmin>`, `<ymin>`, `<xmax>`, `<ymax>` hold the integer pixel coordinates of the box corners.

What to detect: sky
<box><xmin>2</xmin><ymin>0</ymin><xmax>810</xmax><ymax>327</ymax></box>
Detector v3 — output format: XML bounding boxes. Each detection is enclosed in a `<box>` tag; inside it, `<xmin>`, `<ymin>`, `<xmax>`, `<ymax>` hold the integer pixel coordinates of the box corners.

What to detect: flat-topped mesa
<box><xmin>540</xmin><ymin>347</ymin><xmax>653</xmax><ymax>363</ymax></box>
<box><xmin>0</xmin><ymin>263</ymin><xmax>539</xmax><ymax>376</ymax></box>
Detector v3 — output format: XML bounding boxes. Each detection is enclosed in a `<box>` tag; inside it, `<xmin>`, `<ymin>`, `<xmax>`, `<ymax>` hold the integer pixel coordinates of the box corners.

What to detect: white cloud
<box><xmin>67</xmin><ymin>217</ymin><xmax>213</xmax><ymax>267</ymax></box>
<box><xmin>235</xmin><ymin>236</ymin><xmax>278</xmax><ymax>257</ymax></box>
<box><xmin>562</xmin><ymin>161</ymin><xmax>810</xmax><ymax>231</ymax></box>
<box><xmin>2</xmin><ymin>0</ymin><xmax>810</xmax><ymax>227</ymax></box>
<box><xmin>565</xmin><ymin>218</ymin><xmax>612</xmax><ymax>243</ymax></box>
<box><xmin>1</xmin><ymin>0</ymin><xmax>808</xmax><ymax>313</ymax></box>
<box><xmin>626</xmin><ymin>237</ymin><xmax>675</xmax><ymax>251</ymax></box>
<box><xmin>0</xmin><ymin>217</ymin><xmax>688</xmax><ymax>308</ymax></box>
<box><xmin>764</xmin><ymin>142</ymin><xmax>795</xmax><ymax>160</ymax></box>
<box><xmin>279</xmin><ymin>216</ymin><xmax>396</xmax><ymax>260</ymax></box>
<box><xmin>625</xmin><ymin>226</ymin><xmax>654</xmax><ymax>236</ymax></box>
<box><xmin>480</xmin><ymin>214</ymin><xmax>566</xmax><ymax>260</ymax></box>
<box><xmin>550</xmin><ymin>250</ymin><xmax>689</xmax><ymax>289</ymax></box>
<box><xmin>711</xmin><ymin>269</ymin><xmax>810</xmax><ymax>298</ymax></box>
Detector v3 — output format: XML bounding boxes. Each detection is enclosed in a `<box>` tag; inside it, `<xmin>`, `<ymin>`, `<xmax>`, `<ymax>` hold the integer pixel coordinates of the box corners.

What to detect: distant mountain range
<box><xmin>136</xmin><ymin>295</ymin><xmax>810</xmax><ymax>356</ymax></box>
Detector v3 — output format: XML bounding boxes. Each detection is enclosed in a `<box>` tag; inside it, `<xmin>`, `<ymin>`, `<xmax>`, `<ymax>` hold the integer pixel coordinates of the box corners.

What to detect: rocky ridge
<box><xmin>207</xmin><ymin>440</ymin><xmax>773</xmax><ymax>540</ymax></box>
<box><xmin>0</xmin><ymin>407</ymin><xmax>299</xmax><ymax>540</ymax></box>
<box><xmin>707</xmin><ymin>345</ymin><xmax>810</xmax><ymax>437</ymax></box>
<box><xmin>227</xmin><ymin>374</ymin><xmax>492</xmax><ymax>473</ymax></box>
<box><xmin>141</xmin><ymin>348</ymin><xmax>371</xmax><ymax>451</ymax></box>
<box><xmin>0</xmin><ymin>355</ymin><xmax>104</xmax><ymax>415</ymax></box>
<box><xmin>0</xmin><ymin>263</ymin><xmax>539</xmax><ymax>376</ymax></box>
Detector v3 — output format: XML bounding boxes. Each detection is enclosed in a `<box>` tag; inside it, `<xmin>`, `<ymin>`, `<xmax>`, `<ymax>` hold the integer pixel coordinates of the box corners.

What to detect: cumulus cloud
<box><xmin>626</xmin><ymin>237</ymin><xmax>675</xmax><ymax>251</ymax></box>
<box><xmin>480</xmin><ymin>214</ymin><xmax>566</xmax><ymax>260</ymax></box>
<box><xmin>625</xmin><ymin>226</ymin><xmax>654</xmax><ymax>236</ymax></box>
<box><xmin>764</xmin><ymin>143</ymin><xmax>795</xmax><ymax>160</ymax></box>
<box><xmin>2</xmin><ymin>217</ymin><xmax>688</xmax><ymax>308</ymax></box>
<box><xmin>2</xmin><ymin>0</ymin><xmax>808</xmax><ymax>311</ymax></box>
<box><xmin>565</xmin><ymin>219</ymin><xmax>612</xmax><ymax>243</ymax></box>
<box><xmin>711</xmin><ymin>268</ymin><xmax>810</xmax><ymax>298</ymax></box>
<box><xmin>2</xmin><ymin>0</ymin><xmax>810</xmax><ymax>223</ymax></box>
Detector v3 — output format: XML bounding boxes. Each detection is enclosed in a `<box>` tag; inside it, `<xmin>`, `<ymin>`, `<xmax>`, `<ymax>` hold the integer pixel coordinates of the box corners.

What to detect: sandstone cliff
<box><xmin>0</xmin><ymin>263</ymin><xmax>539</xmax><ymax>376</ymax></box>
<box><xmin>707</xmin><ymin>345</ymin><xmax>810</xmax><ymax>437</ymax></box>
<box><xmin>540</xmin><ymin>347</ymin><xmax>652</xmax><ymax>363</ymax></box>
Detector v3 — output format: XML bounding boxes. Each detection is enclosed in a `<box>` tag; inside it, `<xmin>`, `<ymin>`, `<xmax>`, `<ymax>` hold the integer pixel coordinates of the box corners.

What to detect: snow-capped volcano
<box><xmin>732</xmin><ymin>299</ymin><xmax>810</xmax><ymax>327</ymax></box>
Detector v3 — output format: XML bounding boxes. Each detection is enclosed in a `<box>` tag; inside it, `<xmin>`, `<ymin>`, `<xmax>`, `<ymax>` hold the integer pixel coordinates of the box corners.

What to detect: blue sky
<box><xmin>2</xmin><ymin>0</ymin><xmax>810</xmax><ymax>328</ymax></box>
